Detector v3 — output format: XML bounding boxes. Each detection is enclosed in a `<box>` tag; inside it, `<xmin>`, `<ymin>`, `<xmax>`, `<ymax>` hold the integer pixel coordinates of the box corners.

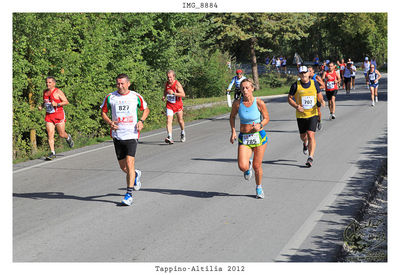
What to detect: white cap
<box><xmin>299</xmin><ymin>66</ymin><xmax>308</xmax><ymax>73</ymax></box>
<box><xmin>365</xmin><ymin>57</ymin><xmax>369</xmax><ymax>60</ymax></box>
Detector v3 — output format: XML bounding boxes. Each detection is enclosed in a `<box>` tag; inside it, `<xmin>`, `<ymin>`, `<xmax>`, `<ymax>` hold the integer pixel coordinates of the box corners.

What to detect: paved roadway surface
<box><xmin>13</xmin><ymin>74</ymin><xmax>387</xmax><ymax>262</ymax></box>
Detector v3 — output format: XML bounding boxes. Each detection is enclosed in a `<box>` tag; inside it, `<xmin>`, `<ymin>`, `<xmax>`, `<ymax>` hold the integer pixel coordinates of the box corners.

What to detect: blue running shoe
<box><xmin>256</xmin><ymin>186</ymin><xmax>264</xmax><ymax>199</ymax></box>
<box><xmin>121</xmin><ymin>193</ymin><xmax>133</xmax><ymax>206</ymax></box>
<box><xmin>244</xmin><ymin>159</ymin><xmax>253</xmax><ymax>180</ymax></box>
<box><xmin>134</xmin><ymin>169</ymin><xmax>142</xmax><ymax>191</ymax></box>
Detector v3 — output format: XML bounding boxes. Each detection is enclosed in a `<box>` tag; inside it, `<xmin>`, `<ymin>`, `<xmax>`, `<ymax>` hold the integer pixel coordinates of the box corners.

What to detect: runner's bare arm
<box><xmin>316</xmin><ymin>75</ymin><xmax>325</xmax><ymax>89</ymax></box>
<box><xmin>174</xmin><ymin>82</ymin><xmax>186</xmax><ymax>98</ymax></box>
<box><xmin>101</xmin><ymin>111</ymin><xmax>118</xmax><ymax>130</ymax></box>
<box><xmin>229</xmin><ymin>100</ymin><xmax>240</xmax><ymax>143</ymax></box>
<box><xmin>288</xmin><ymin>94</ymin><xmax>304</xmax><ymax>113</ymax></box>
<box><xmin>136</xmin><ymin>107</ymin><xmax>150</xmax><ymax>131</ymax></box>
<box><xmin>317</xmin><ymin>92</ymin><xmax>325</xmax><ymax>107</ymax></box>
<box><xmin>53</xmin><ymin>90</ymin><xmax>69</xmax><ymax>107</ymax></box>
<box><xmin>336</xmin><ymin>71</ymin><xmax>341</xmax><ymax>83</ymax></box>
<box><xmin>376</xmin><ymin>70</ymin><xmax>382</xmax><ymax>82</ymax></box>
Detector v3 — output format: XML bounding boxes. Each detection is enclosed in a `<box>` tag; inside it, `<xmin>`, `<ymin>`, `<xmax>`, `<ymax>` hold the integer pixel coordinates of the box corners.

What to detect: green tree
<box><xmin>208</xmin><ymin>13</ymin><xmax>313</xmax><ymax>89</ymax></box>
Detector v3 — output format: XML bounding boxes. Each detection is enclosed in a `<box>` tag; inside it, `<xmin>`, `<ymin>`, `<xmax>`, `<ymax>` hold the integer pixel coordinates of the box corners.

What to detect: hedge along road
<box><xmin>13</xmin><ymin>74</ymin><xmax>387</xmax><ymax>262</ymax></box>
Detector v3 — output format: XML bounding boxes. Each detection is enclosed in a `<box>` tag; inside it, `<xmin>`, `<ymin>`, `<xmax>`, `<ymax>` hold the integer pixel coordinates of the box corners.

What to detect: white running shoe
<box><xmin>181</xmin><ymin>132</ymin><xmax>186</xmax><ymax>142</ymax></box>
<box><xmin>371</xmin><ymin>101</ymin><xmax>375</xmax><ymax>107</ymax></box>
<box><xmin>331</xmin><ymin>114</ymin><xmax>336</xmax><ymax>119</ymax></box>
<box><xmin>375</xmin><ymin>96</ymin><xmax>378</xmax><ymax>103</ymax></box>
<box><xmin>134</xmin><ymin>169</ymin><xmax>142</xmax><ymax>191</ymax></box>
<box><xmin>244</xmin><ymin>159</ymin><xmax>253</xmax><ymax>180</ymax></box>
<box><xmin>256</xmin><ymin>186</ymin><xmax>264</xmax><ymax>199</ymax></box>
<box><xmin>121</xmin><ymin>193</ymin><xmax>133</xmax><ymax>206</ymax></box>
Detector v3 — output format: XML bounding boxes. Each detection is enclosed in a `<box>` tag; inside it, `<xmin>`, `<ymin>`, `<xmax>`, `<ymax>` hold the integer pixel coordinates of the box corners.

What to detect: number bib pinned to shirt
<box><xmin>326</xmin><ymin>81</ymin><xmax>335</xmax><ymax>90</ymax></box>
<box><xmin>242</xmin><ymin>132</ymin><xmax>261</xmax><ymax>146</ymax></box>
<box><xmin>166</xmin><ymin>94</ymin><xmax>176</xmax><ymax>103</ymax></box>
<box><xmin>301</xmin><ymin>96</ymin><xmax>315</xmax><ymax>110</ymax></box>
<box><xmin>116</xmin><ymin>103</ymin><xmax>134</xmax><ymax>124</ymax></box>
<box><xmin>369</xmin><ymin>73</ymin><xmax>376</xmax><ymax>81</ymax></box>
<box><xmin>44</xmin><ymin>102</ymin><xmax>55</xmax><ymax>114</ymax></box>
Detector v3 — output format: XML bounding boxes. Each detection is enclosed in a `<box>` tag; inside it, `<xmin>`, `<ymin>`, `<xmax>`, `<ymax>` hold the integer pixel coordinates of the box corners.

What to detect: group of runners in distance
<box><xmin>265</xmin><ymin>55</ymin><xmax>288</xmax><ymax>74</ymax></box>
<box><xmin>37</xmin><ymin>55</ymin><xmax>382</xmax><ymax>205</ymax></box>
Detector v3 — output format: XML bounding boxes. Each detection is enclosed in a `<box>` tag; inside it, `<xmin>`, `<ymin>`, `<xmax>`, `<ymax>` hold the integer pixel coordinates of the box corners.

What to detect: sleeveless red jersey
<box><xmin>165</xmin><ymin>80</ymin><xmax>183</xmax><ymax>110</ymax></box>
<box><xmin>43</xmin><ymin>88</ymin><xmax>63</xmax><ymax>114</ymax></box>
<box><xmin>325</xmin><ymin>71</ymin><xmax>338</xmax><ymax>91</ymax></box>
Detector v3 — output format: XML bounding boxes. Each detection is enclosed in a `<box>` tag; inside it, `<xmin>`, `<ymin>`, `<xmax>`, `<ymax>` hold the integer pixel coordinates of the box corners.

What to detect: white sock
<box><xmin>181</xmin><ymin>130</ymin><xmax>185</xmax><ymax>135</ymax></box>
<box><xmin>168</xmin><ymin>133</ymin><xmax>172</xmax><ymax>138</ymax></box>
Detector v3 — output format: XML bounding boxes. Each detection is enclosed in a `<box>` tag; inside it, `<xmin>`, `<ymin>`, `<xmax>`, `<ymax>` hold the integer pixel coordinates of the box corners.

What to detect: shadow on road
<box><xmin>137</xmin><ymin>188</ymin><xmax>254</xmax><ymax>199</ymax></box>
<box><xmin>191</xmin><ymin>157</ymin><xmax>305</xmax><ymax>168</ymax></box>
<box><xmin>13</xmin><ymin>192</ymin><xmax>121</xmax><ymax>206</ymax></box>
<box><xmin>275</xmin><ymin>128</ymin><xmax>387</xmax><ymax>262</ymax></box>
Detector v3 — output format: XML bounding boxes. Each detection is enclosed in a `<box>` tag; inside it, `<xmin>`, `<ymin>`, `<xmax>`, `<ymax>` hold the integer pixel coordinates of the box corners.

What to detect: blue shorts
<box><xmin>238</xmin><ymin>129</ymin><xmax>268</xmax><ymax>148</ymax></box>
<box><xmin>369</xmin><ymin>82</ymin><xmax>379</xmax><ymax>88</ymax></box>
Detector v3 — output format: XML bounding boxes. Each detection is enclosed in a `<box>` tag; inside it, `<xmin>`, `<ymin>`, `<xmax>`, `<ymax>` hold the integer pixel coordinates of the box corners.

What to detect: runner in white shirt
<box><xmin>101</xmin><ymin>74</ymin><xmax>150</xmax><ymax>206</ymax></box>
<box><xmin>362</xmin><ymin>57</ymin><xmax>371</xmax><ymax>88</ymax></box>
<box><xmin>350</xmin><ymin>61</ymin><xmax>357</xmax><ymax>90</ymax></box>
<box><xmin>343</xmin><ymin>62</ymin><xmax>353</xmax><ymax>95</ymax></box>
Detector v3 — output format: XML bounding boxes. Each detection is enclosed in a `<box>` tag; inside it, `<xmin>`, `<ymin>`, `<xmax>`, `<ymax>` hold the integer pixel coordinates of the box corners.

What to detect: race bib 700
<box><xmin>301</xmin><ymin>96</ymin><xmax>315</xmax><ymax>110</ymax></box>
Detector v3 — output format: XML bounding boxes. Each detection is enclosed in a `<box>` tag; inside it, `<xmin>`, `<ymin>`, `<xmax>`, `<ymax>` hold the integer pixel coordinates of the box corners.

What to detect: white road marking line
<box><xmin>274</xmin><ymin>157</ymin><xmax>362</xmax><ymax>261</ymax></box>
<box><xmin>13</xmin><ymin>114</ymin><xmax>230</xmax><ymax>174</ymax></box>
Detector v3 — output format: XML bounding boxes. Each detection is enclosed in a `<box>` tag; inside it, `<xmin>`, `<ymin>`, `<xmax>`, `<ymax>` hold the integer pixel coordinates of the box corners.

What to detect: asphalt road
<box><xmin>13</xmin><ymin>74</ymin><xmax>387</xmax><ymax>262</ymax></box>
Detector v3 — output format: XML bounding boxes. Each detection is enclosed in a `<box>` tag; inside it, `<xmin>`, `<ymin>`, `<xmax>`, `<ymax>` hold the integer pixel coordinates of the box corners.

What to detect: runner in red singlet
<box><xmin>162</xmin><ymin>70</ymin><xmax>186</xmax><ymax>144</ymax></box>
<box><xmin>38</xmin><ymin>76</ymin><xmax>74</xmax><ymax>160</ymax></box>
<box><xmin>322</xmin><ymin>62</ymin><xmax>341</xmax><ymax>120</ymax></box>
<box><xmin>339</xmin><ymin>58</ymin><xmax>346</xmax><ymax>89</ymax></box>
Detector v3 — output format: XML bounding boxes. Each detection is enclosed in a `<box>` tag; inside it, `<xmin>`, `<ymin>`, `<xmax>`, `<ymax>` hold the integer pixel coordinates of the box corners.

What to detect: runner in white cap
<box><xmin>362</xmin><ymin>57</ymin><xmax>371</xmax><ymax>88</ymax></box>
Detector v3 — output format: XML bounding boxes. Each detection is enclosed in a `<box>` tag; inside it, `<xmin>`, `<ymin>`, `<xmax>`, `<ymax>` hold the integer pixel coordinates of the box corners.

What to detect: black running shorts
<box><xmin>344</xmin><ymin>77</ymin><xmax>351</xmax><ymax>85</ymax></box>
<box><xmin>326</xmin><ymin>90</ymin><xmax>338</xmax><ymax>100</ymax></box>
<box><xmin>113</xmin><ymin>138</ymin><xmax>138</xmax><ymax>160</ymax></box>
<box><xmin>297</xmin><ymin>115</ymin><xmax>319</xmax><ymax>134</ymax></box>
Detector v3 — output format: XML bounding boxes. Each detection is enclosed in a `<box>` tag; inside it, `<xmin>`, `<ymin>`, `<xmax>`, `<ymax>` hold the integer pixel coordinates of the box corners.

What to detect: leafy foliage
<box><xmin>13</xmin><ymin>13</ymin><xmax>387</xmax><ymax>160</ymax></box>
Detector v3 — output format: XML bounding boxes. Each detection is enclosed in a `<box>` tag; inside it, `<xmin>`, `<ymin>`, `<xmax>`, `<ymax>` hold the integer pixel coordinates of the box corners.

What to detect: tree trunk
<box><xmin>249</xmin><ymin>38</ymin><xmax>259</xmax><ymax>90</ymax></box>
<box><xmin>28</xmin><ymin>81</ymin><xmax>37</xmax><ymax>154</ymax></box>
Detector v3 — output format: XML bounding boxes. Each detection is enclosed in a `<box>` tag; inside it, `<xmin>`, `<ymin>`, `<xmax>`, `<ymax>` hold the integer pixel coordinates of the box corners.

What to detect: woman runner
<box><xmin>229</xmin><ymin>79</ymin><xmax>270</xmax><ymax>199</ymax></box>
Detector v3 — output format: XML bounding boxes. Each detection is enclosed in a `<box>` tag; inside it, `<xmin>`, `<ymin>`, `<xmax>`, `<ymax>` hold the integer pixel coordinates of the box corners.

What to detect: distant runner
<box><xmin>350</xmin><ymin>61</ymin><xmax>357</xmax><ymax>90</ymax></box>
<box><xmin>230</xmin><ymin>79</ymin><xmax>270</xmax><ymax>199</ymax></box>
<box><xmin>101</xmin><ymin>73</ymin><xmax>150</xmax><ymax>206</ymax></box>
<box><xmin>38</xmin><ymin>76</ymin><xmax>74</xmax><ymax>160</ymax></box>
<box><xmin>308</xmin><ymin>66</ymin><xmax>325</xmax><ymax>130</ymax></box>
<box><xmin>338</xmin><ymin>58</ymin><xmax>346</xmax><ymax>89</ymax></box>
<box><xmin>362</xmin><ymin>57</ymin><xmax>371</xmax><ymax>88</ymax></box>
<box><xmin>343</xmin><ymin>62</ymin><xmax>354</xmax><ymax>95</ymax></box>
<box><xmin>367</xmin><ymin>64</ymin><xmax>382</xmax><ymax>106</ymax></box>
<box><xmin>288</xmin><ymin>66</ymin><xmax>325</xmax><ymax>167</ymax></box>
<box><xmin>322</xmin><ymin>62</ymin><xmax>341</xmax><ymax>120</ymax></box>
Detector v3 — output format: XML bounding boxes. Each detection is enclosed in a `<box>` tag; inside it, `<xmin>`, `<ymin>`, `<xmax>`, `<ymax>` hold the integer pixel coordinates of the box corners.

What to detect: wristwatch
<box><xmin>139</xmin><ymin>119</ymin><xmax>145</xmax><ymax>123</ymax></box>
